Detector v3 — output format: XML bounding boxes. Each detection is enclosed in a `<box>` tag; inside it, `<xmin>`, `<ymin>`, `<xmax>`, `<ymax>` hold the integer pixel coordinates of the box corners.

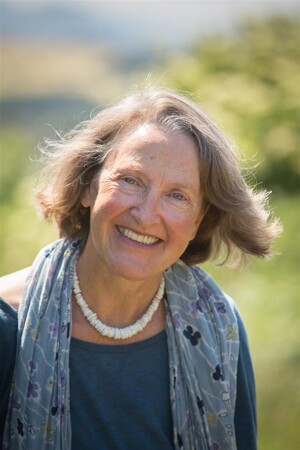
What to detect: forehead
<box><xmin>105</xmin><ymin>125</ymin><xmax>200</xmax><ymax>172</ymax></box>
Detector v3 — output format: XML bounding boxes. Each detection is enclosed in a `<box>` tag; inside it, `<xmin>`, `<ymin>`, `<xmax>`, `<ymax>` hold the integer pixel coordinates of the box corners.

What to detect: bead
<box><xmin>73</xmin><ymin>261</ymin><xmax>165</xmax><ymax>340</ymax></box>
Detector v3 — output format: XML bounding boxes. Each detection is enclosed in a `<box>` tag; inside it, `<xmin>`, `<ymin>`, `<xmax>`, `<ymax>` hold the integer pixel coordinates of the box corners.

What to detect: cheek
<box><xmin>91</xmin><ymin>191</ymin><xmax>130</xmax><ymax>222</ymax></box>
<box><xmin>168</xmin><ymin>216</ymin><xmax>198</xmax><ymax>246</ymax></box>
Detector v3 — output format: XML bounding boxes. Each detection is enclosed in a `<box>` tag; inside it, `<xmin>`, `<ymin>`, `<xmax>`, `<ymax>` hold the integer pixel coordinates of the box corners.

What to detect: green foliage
<box><xmin>0</xmin><ymin>128</ymin><xmax>34</xmax><ymax>203</ymax></box>
<box><xmin>0</xmin><ymin>177</ymin><xmax>57</xmax><ymax>275</ymax></box>
<box><xmin>162</xmin><ymin>16</ymin><xmax>300</xmax><ymax>192</ymax></box>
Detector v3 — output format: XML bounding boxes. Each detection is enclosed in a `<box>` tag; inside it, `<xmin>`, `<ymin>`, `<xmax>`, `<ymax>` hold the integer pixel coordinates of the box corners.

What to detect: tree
<box><xmin>164</xmin><ymin>16</ymin><xmax>300</xmax><ymax>192</ymax></box>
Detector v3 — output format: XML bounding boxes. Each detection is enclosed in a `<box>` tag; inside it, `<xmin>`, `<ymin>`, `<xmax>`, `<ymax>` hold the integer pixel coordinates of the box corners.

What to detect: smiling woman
<box><xmin>0</xmin><ymin>87</ymin><xmax>281</xmax><ymax>450</ymax></box>
<box><xmin>79</xmin><ymin>125</ymin><xmax>202</xmax><ymax>282</ymax></box>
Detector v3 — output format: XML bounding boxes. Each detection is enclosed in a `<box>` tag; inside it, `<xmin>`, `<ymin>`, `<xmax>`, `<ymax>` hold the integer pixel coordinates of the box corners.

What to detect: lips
<box><xmin>118</xmin><ymin>226</ymin><xmax>160</xmax><ymax>245</ymax></box>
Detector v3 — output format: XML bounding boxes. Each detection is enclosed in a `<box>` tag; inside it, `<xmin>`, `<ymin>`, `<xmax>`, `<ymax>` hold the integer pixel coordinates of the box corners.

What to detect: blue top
<box><xmin>0</xmin><ymin>298</ymin><xmax>256</xmax><ymax>449</ymax></box>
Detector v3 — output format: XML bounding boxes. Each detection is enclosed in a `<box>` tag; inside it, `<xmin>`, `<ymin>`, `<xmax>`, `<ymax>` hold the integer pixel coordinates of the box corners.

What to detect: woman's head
<box><xmin>37</xmin><ymin>87</ymin><xmax>281</xmax><ymax>265</ymax></box>
<box><xmin>80</xmin><ymin>124</ymin><xmax>203</xmax><ymax>279</ymax></box>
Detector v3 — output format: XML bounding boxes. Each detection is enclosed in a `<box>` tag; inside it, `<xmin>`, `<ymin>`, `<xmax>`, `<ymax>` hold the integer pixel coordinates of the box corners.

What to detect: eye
<box><xmin>123</xmin><ymin>177</ymin><xmax>137</xmax><ymax>185</ymax></box>
<box><xmin>171</xmin><ymin>192</ymin><xmax>186</xmax><ymax>201</ymax></box>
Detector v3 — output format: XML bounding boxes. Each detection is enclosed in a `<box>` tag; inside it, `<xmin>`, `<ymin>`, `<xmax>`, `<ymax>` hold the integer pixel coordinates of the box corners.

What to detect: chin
<box><xmin>110</xmin><ymin>261</ymin><xmax>163</xmax><ymax>282</ymax></box>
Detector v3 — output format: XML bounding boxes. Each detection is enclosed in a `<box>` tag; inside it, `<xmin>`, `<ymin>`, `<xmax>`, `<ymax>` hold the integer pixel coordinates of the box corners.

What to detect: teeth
<box><xmin>118</xmin><ymin>227</ymin><xmax>159</xmax><ymax>245</ymax></box>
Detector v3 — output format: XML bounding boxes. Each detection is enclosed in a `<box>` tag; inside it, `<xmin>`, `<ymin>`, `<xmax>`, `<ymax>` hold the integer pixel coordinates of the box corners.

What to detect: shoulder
<box><xmin>0</xmin><ymin>267</ymin><xmax>31</xmax><ymax>310</ymax></box>
<box><xmin>0</xmin><ymin>297</ymin><xmax>18</xmax><ymax>378</ymax></box>
<box><xmin>0</xmin><ymin>297</ymin><xmax>18</xmax><ymax>339</ymax></box>
<box><xmin>0</xmin><ymin>298</ymin><xmax>18</xmax><ymax>440</ymax></box>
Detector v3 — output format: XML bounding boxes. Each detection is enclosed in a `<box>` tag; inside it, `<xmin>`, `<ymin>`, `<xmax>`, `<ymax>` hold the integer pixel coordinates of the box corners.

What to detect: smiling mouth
<box><xmin>118</xmin><ymin>226</ymin><xmax>160</xmax><ymax>245</ymax></box>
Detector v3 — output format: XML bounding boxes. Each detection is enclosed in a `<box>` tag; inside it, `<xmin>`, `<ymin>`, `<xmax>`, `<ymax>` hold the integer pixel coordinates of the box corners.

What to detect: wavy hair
<box><xmin>36</xmin><ymin>87</ymin><xmax>281</xmax><ymax>265</ymax></box>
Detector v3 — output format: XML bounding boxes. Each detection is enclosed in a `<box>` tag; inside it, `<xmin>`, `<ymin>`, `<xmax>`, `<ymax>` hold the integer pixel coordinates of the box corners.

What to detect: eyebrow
<box><xmin>172</xmin><ymin>179</ymin><xmax>199</xmax><ymax>190</ymax></box>
<box><xmin>112</xmin><ymin>164</ymin><xmax>200</xmax><ymax>195</ymax></box>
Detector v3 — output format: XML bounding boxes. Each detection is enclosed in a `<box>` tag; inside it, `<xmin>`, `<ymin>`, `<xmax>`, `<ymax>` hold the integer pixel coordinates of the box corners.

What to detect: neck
<box><xmin>76</xmin><ymin>253</ymin><xmax>164</xmax><ymax>329</ymax></box>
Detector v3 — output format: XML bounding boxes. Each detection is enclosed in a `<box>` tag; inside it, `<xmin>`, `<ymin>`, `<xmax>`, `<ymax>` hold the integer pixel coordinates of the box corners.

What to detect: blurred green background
<box><xmin>0</xmin><ymin>3</ymin><xmax>299</xmax><ymax>449</ymax></box>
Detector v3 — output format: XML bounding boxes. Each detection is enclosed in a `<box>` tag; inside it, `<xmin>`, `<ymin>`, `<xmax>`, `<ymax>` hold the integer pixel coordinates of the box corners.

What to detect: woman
<box><xmin>0</xmin><ymin>88</ymin><xmax>281</xmax><ymax>450</ymax></box>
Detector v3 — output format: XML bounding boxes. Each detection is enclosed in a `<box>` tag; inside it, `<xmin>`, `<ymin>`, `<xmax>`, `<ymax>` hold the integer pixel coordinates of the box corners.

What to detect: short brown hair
<box><xmin>36</xmin><ymin>87</ymin><xmax>281</xmax><ymax>265</ymax></box>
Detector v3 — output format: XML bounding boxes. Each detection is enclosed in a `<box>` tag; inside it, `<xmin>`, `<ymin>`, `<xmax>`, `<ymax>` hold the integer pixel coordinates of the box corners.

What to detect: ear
<box><xmin>81</xmin><ymin>186</ymin><xmax>92</xmax><ymax>208</ymax></box>
<box><xmin>190</xmin><ymin>204</ymin><xmax>210</xmax><ymax>241</ymax></box>
<box><xmin>190</xmin><ymin>218</ymin><xmax>201</xmax><ymax>241</ymax></box>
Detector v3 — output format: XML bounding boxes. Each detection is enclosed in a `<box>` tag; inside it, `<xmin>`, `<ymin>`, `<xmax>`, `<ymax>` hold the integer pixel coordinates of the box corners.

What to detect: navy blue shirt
<box><xmin>0</xmin><ymin>298</ymin><xmax>256</xmax><ymax>449</ymax></box>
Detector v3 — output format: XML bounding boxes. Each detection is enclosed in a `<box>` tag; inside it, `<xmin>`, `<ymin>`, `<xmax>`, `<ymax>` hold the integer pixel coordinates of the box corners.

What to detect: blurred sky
<box><xmin>1</xmin><ymin>0</ymin><xmax>298</xmax><ymax>51</ymax></box>
<box><xmin>1</xmin><ymin>0</ymin><xmax>298</xmax><ymax>133</ymax></box>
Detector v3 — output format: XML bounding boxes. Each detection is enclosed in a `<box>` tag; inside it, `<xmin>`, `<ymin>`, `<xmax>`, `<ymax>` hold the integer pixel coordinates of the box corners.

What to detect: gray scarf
<box><xmin>3</xmin><ymin>239</ymin><xmax>238</xmax><ymax>449</ymax></box>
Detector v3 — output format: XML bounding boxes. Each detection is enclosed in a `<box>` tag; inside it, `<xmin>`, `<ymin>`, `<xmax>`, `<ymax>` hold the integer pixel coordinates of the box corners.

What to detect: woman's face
<box><xmin>81</xmin><ymin>125</ymin><xmax>203</xmax><ymax>281</ymax></box>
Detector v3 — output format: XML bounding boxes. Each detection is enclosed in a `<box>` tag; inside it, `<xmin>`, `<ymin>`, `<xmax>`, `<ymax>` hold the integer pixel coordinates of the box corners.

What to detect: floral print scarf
<box><xmin>164</xmin><ymin>260</ymin><xmax>239</xmax><ymax>449</ymax></box>
<box><xmin>3</xmin><ymin>239</ymin><xmax>239</xmax><ymax>449</ymax></box>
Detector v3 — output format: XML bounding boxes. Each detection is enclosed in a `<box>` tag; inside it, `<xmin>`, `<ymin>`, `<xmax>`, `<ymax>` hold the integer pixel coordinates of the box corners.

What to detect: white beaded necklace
<box><xmin>73</xmin><ymin>266</ymin><xmax>165</xmax><ymax>340</ymax></box>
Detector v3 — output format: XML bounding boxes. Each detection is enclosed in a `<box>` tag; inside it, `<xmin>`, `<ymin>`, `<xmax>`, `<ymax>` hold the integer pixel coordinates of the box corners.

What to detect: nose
<box><xmin>131</xmin><ymin>189</ymin><xmax>161</xmax><ymax>227</ymax></box>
